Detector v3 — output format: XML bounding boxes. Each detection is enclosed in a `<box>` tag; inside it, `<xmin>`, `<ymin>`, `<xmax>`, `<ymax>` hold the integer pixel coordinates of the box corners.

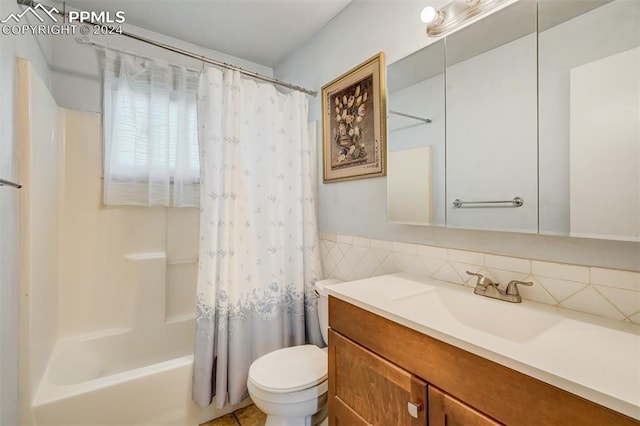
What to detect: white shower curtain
<box><xmin>192</xmin><ymin>68</ymin><xmax>323</xmax><ymax>408</ymax></box>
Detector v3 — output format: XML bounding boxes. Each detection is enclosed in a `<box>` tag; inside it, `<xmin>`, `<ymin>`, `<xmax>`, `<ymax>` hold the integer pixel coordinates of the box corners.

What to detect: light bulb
<box><xmin>420</xmin><ymin>6</ymin><xmax>438</xmax><ymax>23</ymax></box>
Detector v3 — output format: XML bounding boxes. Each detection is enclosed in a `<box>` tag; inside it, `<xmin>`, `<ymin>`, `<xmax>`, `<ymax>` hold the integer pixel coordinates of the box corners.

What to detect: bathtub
<box><xmin>32</xmin><ymin>319</ymin><xmax>248</xmax><ymax>426</ymax></box>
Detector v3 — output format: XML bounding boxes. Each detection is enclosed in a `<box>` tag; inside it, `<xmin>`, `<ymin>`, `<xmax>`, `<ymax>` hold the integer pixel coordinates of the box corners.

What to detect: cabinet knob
<box><xmin>407</xmin><ymin>401</ymin><xmax>422</xmax><ymax>418</ymax></box>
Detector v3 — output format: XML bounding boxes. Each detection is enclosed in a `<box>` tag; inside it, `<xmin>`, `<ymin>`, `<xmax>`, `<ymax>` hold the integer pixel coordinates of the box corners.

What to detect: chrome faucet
<box><xmin>466</xmin><ymin>271</ymin><xmax>532</xmax><ymax>303</ymax></box>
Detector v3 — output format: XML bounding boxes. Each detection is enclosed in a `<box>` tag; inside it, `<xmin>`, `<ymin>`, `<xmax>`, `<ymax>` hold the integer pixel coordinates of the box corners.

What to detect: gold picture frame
<box><xmin>322</xmin><ymin>52</ymin><xmax>386</xmax><ymax>183</ymax></box>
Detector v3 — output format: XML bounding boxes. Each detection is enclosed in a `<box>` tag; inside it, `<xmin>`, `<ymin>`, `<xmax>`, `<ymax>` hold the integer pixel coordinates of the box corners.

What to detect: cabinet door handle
<box><xmin>407</xmin><ymin>402</ymin><xmax>422</xmax><ymax>418</ymax></box>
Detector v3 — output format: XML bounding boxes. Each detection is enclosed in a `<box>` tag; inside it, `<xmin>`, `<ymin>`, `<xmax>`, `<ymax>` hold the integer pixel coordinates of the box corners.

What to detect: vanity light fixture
<box><xmin>420</xmin><ymin>6</ymin><xmax>439</xmax><ymax>23</ymax></box>
<box><xmin>425</xmin><ymin>0</ymin><xmax>508</xmax><ymax>36</ymax></box>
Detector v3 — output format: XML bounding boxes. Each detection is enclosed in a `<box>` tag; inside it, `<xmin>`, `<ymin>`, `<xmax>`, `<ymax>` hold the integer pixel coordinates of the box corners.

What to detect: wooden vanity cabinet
<box><xmin>329</xmin><ymin>328</ymin><xmax>499</xmax><ymax>426</ymax></box>
<box><xmin>329</xmin><ymin>330</ymin><xmax>427</xmax><ymax>425</ymax></box>
<box><xmin>328</xmin><ymin>296</ymin><xmax>640</xmax><ymax>426</ymax></box>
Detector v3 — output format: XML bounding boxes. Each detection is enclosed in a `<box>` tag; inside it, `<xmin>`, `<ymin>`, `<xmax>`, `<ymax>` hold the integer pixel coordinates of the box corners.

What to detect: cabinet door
<box><xmin>329</xmin><ymin>329</ymin><xmax>427</xmax><ymax>426</ymax></box>
<box><xmin>428</xmin><ymin>386</ymin><xmax>502</xmax><ymax>426</ymax></box>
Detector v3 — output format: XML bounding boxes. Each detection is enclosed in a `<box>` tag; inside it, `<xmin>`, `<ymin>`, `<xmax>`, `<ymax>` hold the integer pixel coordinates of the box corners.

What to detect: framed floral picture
<box><xmin>322</xmin><ymin>52</ymin><xmax>386</xmax><ymax>183</ymax></box>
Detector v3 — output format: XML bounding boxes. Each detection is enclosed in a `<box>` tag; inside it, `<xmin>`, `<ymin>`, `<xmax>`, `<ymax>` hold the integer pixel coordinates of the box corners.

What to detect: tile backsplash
<box><xmin>319</xmin><ymin>233</ymin><xmax>640</xmax><ymax>324</ymax></box>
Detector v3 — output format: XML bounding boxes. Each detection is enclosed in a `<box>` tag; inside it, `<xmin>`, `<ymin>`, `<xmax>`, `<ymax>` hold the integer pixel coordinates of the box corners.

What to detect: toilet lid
<box><xmin>249</xmin><ymin>345</ymin><xmax>327</xmax><ymax>393</ymax></box>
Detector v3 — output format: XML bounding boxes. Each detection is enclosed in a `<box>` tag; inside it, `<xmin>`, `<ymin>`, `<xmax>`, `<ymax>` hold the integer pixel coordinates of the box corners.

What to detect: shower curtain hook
<box><xmin>200</xmin><ymin>55</ymin><xmax>206</xmax><ymax>73</ymax></box>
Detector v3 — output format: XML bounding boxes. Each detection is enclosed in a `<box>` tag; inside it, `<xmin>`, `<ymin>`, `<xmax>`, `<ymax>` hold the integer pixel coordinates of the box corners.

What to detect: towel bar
<box><xmin>452</xmin><ymin>197</ymin><xmax>523</xmax><ymax>208</ymax></box>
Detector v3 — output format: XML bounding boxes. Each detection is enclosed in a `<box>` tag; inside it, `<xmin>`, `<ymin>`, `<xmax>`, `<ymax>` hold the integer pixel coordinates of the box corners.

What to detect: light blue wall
<box><xmin>274</xmin><ymin>0</ymin><xmax>640</xmax><ymax>272</ymax></box>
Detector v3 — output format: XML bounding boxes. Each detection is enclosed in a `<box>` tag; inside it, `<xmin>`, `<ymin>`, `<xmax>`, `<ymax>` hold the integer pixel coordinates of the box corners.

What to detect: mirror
<box><xmin>538</xmin><ymin>0</ymin><xmax>640</xmax><ymax>241</ymax></box>
<box><xmin>387</xmin><ymin>40</ymin><xmax>446</xmax><ymax>226</ymax></box>
<box><xmin>386</xmin><ymin>0</ymin><xmax>638</xmax><ymax>241</ymax></box>
<box><xmin>445</xmin><ymin>0</ymin><xmax>538</xmax><ymax>233</ymax></box>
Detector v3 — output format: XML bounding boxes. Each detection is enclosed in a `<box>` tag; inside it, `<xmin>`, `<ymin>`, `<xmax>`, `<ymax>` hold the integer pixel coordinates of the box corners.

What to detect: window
<box><xmin>103</xmin><ymin>49</ymin><xmax>200</xmax><ymax>207</ymax></box>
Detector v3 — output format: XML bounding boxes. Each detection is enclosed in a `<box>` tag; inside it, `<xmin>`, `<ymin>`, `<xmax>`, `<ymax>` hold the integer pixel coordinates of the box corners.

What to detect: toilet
<box><xmin>247</xmin><ymin>279</ymin><xmax>341</xmax><ymax>426</ymax></box>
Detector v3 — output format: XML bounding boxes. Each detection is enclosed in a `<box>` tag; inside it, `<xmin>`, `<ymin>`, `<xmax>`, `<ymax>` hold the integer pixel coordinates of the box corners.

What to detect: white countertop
<box><xmin>326</xmin><ymin>273</ymin><xmax>640</xmax><ymax>421</ymax></box>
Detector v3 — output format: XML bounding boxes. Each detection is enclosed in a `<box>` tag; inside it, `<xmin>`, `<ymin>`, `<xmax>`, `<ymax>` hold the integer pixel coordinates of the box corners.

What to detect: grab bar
<box><xmin>0</xmin><ymin>178</ymin><xmax>22</xmax><ymax>189</ymax></box>
<box><xmin>452</xmin><ymin>196</ymin><xmax>523</xmax><ymax>208</ymax></box>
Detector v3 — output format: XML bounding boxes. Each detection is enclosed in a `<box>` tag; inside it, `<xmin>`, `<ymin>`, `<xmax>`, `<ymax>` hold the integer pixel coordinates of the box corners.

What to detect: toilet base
<box><xmin>264</xmin><ymin>415</ymin><xmax>309</xmax><ymax>426</ymax></box>
<box><xmin>264</xmin><ymin>405</ymin><xmax>327</xmax><ymax>426</ymax></box>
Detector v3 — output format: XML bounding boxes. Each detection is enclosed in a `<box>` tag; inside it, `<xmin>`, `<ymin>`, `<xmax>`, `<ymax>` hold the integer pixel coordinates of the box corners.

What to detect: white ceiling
<box><xmin>56</xmin><ymin>0</ymin><xmax>352</xmax><ymax>67</ymax></box>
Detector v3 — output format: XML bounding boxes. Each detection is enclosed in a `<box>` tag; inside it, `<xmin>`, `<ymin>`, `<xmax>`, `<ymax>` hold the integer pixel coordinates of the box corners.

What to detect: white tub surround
<box><xmin>22</xmin><ymin>108</ymin><xmax>214</xmax><ymax>426</ymax></box>
<box><xmin>32</xmin><ymin>321</ymin><xmax>250</xmax><ymax>426</ymax></box>
<box><xmin>16</xmin><ymin>59</ymin><xmax>64</xmax><ymax>426</ymax></box>
<box><xmin>326</xmin><ymin>274</ymin><xmax>640</xmax><ymax>421</ymax></box>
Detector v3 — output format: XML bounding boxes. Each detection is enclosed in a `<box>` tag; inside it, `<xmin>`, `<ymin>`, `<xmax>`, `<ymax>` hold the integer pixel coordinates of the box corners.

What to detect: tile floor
<box><xmin>201</xmin><ymin>404</ymin><xmax>267</xmax><ymax>426</ymax></box>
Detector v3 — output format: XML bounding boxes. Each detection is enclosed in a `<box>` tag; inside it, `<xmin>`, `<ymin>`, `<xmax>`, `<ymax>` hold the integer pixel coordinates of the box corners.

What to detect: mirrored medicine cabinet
<box><xmin>386</xmin><ymin>0</ymin><xmax>640</xmax><ymax>242</ymax></box>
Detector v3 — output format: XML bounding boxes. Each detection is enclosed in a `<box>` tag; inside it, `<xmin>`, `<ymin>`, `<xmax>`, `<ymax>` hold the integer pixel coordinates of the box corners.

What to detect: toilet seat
<box><xmin>248</xmin><ymin>345</ymin><xmax>327</xmax><ymax>393</ymax></box>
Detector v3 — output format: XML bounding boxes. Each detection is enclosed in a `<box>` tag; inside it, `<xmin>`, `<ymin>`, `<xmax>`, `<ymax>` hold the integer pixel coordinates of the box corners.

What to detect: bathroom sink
<box><xmin>386</xmin><ymin>285</ymin><xmax>563</xmax><ymax>343</ymax></box>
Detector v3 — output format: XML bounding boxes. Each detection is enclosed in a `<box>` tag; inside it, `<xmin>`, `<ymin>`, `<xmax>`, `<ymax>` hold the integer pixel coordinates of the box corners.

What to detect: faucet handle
<box><xmin>506</xmin><ymin>280</ymin><xmax>533</xmax><ymax>295</ymax></box>
<box><xmin>466</xmin><ymin>271</ymin><xmax>495</xmax><ymax>287</ymax></box>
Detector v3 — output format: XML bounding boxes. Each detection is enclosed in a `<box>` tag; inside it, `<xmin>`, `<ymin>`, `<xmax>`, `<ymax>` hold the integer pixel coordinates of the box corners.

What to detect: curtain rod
<box><xmin>16</xmin><ymin>0</ymin><xmax>317</xmax><ymax>96</ymax></box>
<box><xmin>76</xmin><ymin>37</ymin><xmax>202</xmax><ymax>73</ymax></box>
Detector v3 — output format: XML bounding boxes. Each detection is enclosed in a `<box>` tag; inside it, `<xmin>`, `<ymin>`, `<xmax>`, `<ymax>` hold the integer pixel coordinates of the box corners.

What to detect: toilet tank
<box><xmin>314</xmin><ymin>279</ymin><xmax>342</xmax><ymax>346</ymax></box>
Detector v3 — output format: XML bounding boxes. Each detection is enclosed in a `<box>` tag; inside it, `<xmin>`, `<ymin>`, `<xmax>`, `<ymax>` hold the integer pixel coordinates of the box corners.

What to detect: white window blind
<box><xmin>103</xmin><ymin>49</ymin><xmax>200</xmax><ymax>207</ymax></box>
